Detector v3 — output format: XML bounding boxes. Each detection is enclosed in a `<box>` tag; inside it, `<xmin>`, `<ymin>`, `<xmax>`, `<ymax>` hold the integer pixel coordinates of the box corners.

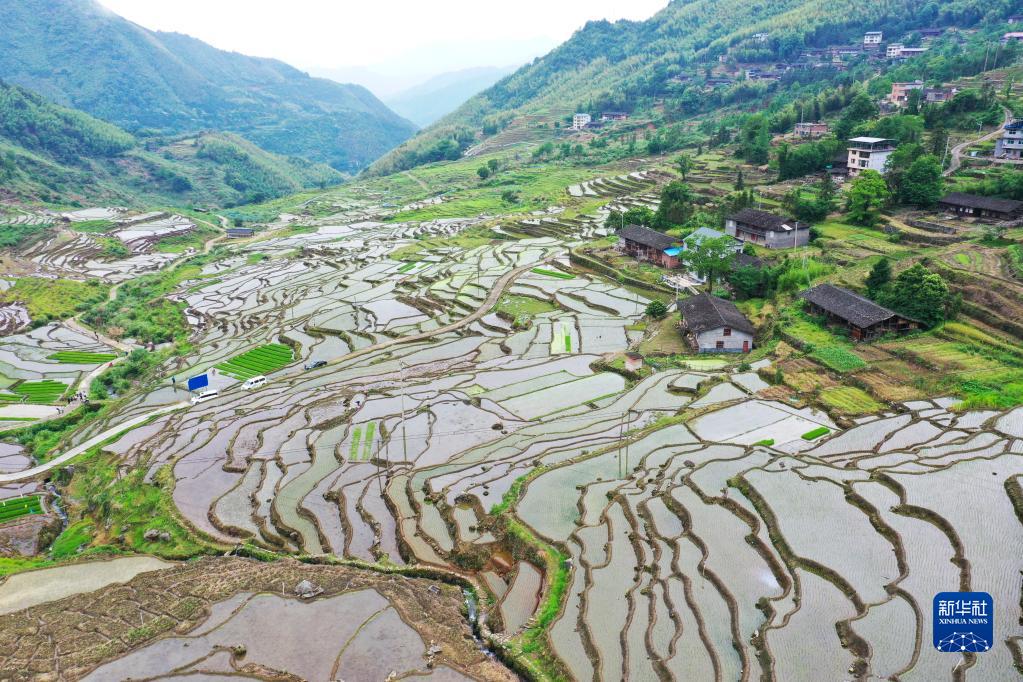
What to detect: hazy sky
<box><xmin>98</xmin><ymin>0</ymin><xmax>667</xmax><ymax>94</ymax></box>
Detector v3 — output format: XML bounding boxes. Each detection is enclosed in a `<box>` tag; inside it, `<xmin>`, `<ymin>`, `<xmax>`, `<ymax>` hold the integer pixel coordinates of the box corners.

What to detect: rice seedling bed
<box><xmin>810</xmin><ymin>346</ymin><xmax>867</xmax><ymax>373</ymax></box>
<box><xmin>48</xmin><ymin>351</ymin><xmax>118</xmax><ymax>364</ymax></box>
<box><xmin>10</xmin><ymin>380</ymin><xmax>68</xmax><ymax>404</ymax></box>
<box><xmin>0</xmin><ymin>495</ymin><xmax>43</xmax><ymax>523</ymax></box>
<box><xmin>819</xmin><ymin>387</ymin><xmax>883</xmax><ymax>414</ymax></box>
<box><xmin>531</xmin><ymin>267</ymin><xmax>574</xmax><ymax>280</ymax></box>
<box><xmin>215</xmin><ymin>343</ymin><xmax>294</xmax><ymax>380</ymax></box>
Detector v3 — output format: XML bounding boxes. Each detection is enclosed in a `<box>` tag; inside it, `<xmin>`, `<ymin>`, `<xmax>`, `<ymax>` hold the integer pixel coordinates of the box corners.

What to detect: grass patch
<box><xmin>810</xmin><ymin>346</ymin><xmax>867</xmax><ymax>373</ymax></box>
<box><xmin>50</xmin><ymin>520</ymin><xmax>94</xmax><ymax>559</ymax></box>
<box><xmin>753</xmin><ymin>438</ymin><xmax>775</xmax><ymax>447</ymax></box>
<box><xmin>4</xmin><ymin>403</ymin><xmax>103</xmax><ymax>461</ymax></box>
<box><xmin>0</xmin><ymin>277</ymin><xmax>109</xmax><ymax>323</ymax></box>
<box><xmin>819</xmin><ymin>386</ymin><xmax>884</xmax><ymax>414</ymax></box>
<box><xmin>69</xmin><ymin>219</ymin><xmax>115</xmax><ymax>233</ymax></box>
<box><xmin>801</xmin><ymin>426</ymin><xmax>831</xmax><ymax>440</ymax></box>
<box><xmin>363</xmin><ymin>421</ymin><xmax>376</xmax><ymax>460</ymax></box>
<box><xmin>493</xmin><ymin>294</ymin><xmax>556</xmax><ymax>326</ymax></box>
<box><xmin>530</xmin><ymin>267</ymin><xmax>574</xmax><ymax>280</ymax></box>
<box><xmin>349</xmin><ymin>426</ymin><xmax>363</xmax><ymax>461</ymax></box>
<box><xmin>48</xmin><ymin>351</ymin><xmax>118</xmax><ymax>364</ymax></box>
<box><xmin>215</xmin><ymin>343</ymin><xmax>293</xmax><ymax>380</ymax></box>
<box><xmin>397</xmin><ymin>261</ymin><xmax>417</xmax><ymax>273</ymax></box>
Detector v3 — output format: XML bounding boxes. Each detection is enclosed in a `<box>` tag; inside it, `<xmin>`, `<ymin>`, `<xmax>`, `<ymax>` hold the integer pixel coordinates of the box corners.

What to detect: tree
<box><xmin>487</xmin><ymin>159</ymin><xmax>500</xmax><ymax>172</ymax></box>
<box><xmin>900</xmin><ymin>155</ymin><xmax>944</xmax><ymax>208</ymax></box>
<box><xmin>654</xmin><ymin>181</ymin><xmax>695</xmax><ymax>229</ymax></box>
<box><xmin>865</xmin><ymin>257</ymin><xmax>891</xmax><ymax>296</ymax></box>
<box><xmin>676</xmin><ymin>153</ymin><xmax>693</xmax><ymax>180</ymax></box>
<box><xmin>680</xmin><ymin>235</ymin><xmax>737</xmax><ymax>292</ymax></box>
<box><xmin>645</xmin><ymin>300</ymin><xmax>668</xmax><ymax>319</ymax></box>
<box><xmin>875</xmin><ymin>263</ymin><xmax>953</xmax><ymax>328</ymax></box>
<box><xmin>605</xmin><ymin>206</ymin><xmax>655</xmax><ymax>230</ymax></box>
<box><xmin>845</xmin><ymin>170</ymin><xmax>890</xmax><ymax>227</ymax></box>
<box><xmin>737</xmin><ymin>114</ymin><xmax>771</xmax><ymax>164</ymax></box>
<box><xmin>735</xmin><ymin>170</ymin><xmax>745</xmax><ymax>190</ymax></box>
<box><xmin>728</xmin><ymin>265</ymin><xmax>769</xmax><ymax>299</ymax></box>
<box><xmin>477</xmin><ymin>165</ymin><xmax>491</xmax><ymax>180</ymax></box>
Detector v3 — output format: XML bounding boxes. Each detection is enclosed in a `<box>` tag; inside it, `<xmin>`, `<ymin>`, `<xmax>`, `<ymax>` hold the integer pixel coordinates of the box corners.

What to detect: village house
<box><xmin>678</xmin><ymin>293</ymin><xmax>755</xmax><ymax>353</ymax></box>
<box><xmin>895</xmin><ymin>47</ymin><xmax>928</xmax><ymax>60</ymax></box>
<box><xmin>919</xmin><ymin>28</ymin><xmax>946</xmax><ymax>38</ymax></box>
<box><xmin>886</xmin><ymin>43</ymin><xmax>904</xmax><ymax>58</ymax></box>
<box><xmin>847</xmin><ymin>137</ymin><xmax>895</xmax><ymax>177</ymax></box>
<box><xmin>923</xmin><ymin>87</ymin><xmax>954</xmax><ymax>103</ymax></box>
<box><xmin>937</xmin><ymin>192</ymin><xmax>1023</xmax><ymax>221</ymax></box>
<box><xmin>1002</xmin><ymin>32</ymin><xmax>1023</xmax><ymax>44</ymax></box>
<box><xmin>725</xmin><ymin>208</ymin><xmax>810</xmax><ymax>249</ymax></box>
<box><xmin>995</xmin><ymin>119</ymin><xmax>1023</xmax><ymax>160</ymax></box>
<box><xmin>618</xmin><ymin>224</ymin><xmax>680</xmax><ymax>269</ymax></box>
<box><xmin>795</xmin><ymin>121</ymin><xmax>829</xmax><ymax>138</ymax></box>
<box><xmin>600</xmin><ymin>112</ymin><xmax>628</xmax><ymax>122</ymax></box>
<box><xmin>226</xmin><ymin>227</ymin><xmax>255</xmax><ymax>238</ymax></box>
<box><xmin>863</xmin><ymin>31</ymin><xmax>884</xmax><ymax>48</ymax></box>
<box><xmin>1010</xmin><ymin>14</ymin><xmax>1023</xmax><ymax>24</ymax></box>
<box><xmin>888</xmin><ymin>80</ymin><xmax>925</xmax><ymax>105</ymax></box>
<box><xmin>800</xmin><ymin>283</ymin><xmax>921</xmax><ymax>341</ymax></box>
<box><xmin>572</xmin><ymin>113</ymin><xmax>592</xmax><ymax>130</ymax></box>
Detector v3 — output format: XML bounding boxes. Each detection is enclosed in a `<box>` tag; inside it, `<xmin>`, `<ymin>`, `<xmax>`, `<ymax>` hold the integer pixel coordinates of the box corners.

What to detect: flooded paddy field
<box><xmin>5</xmin><ymin>183</ymin><xmax>1023</xmax><ymax>681</ymax></box>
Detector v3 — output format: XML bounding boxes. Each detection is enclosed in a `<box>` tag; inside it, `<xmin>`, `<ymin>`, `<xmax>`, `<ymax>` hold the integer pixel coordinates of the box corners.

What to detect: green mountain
<box><xmin>370</xmin><ymin>0</ymin><xmax>1014</xmax><ymax>175</ymax></box>
<box><xmin>0</xmin><ymin>81</ymin><xmax>342</xmax><ymax>207</ymax></box>
<box><xmin>385</xmin><ymin>66</ymin><xmax>517</xmax><ymax>128</ymax></box>
<box><xmin>0</xmin><ymin>0</ymin><xmax>417</xmax><ymax>172</ymax></box>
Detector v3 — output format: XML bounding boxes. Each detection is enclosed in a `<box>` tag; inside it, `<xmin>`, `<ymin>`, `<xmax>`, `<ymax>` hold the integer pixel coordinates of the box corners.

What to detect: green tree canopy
<box><xmin>900</xmin><ymin>155</ymin><xmax>944</xmax><ymax>208</ymax></box>
<box><xmin>865</xmin><ymin>257</ymin><xmax>892</xmax><ymax>296</ymax></box>
<box><xmin>875</xmin><ymin>263</ymin><xmax>953</xmax><ymax>328</ymax></box>
<box><xmin>845</xmin><ymin>170</ymin><xmax>891</xmax><ymax>227</ymax></box>
<box><xmin>654</xmin><ymin>181</ymin><xmax>695</xmax><ymax>229</ymax></box>
<box><xmin>680</xmin><ymin>235</ymin><xmax>737</xmax><ymax>292</ymax></box>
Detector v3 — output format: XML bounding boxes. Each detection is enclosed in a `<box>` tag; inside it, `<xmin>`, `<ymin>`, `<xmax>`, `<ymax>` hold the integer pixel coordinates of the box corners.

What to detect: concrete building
<box><xmin>924</xmin><ymin>87</ymin><xmax>954</xmax><ymax>103</ymax></box>
<box><xmin>795</xmin><ymin>121</ymin><xmax>829</xmax><ymax>138</ymax></box>
<box><xmin>678</xmin><ymin>293</ymin><xmax>754</xmax><ymax>353</ymax></box>
<box><xmin>888</xmin><ymin>80</ymin><xmax>925</xmax><ymax>105</ymax></box>
<box><xmin>847</xmin><ymin>137</ymin><xmax>895</xmax><ymax>177</ymax></box>
<box><xmin>863</xmin><ymin>31</ymin><xmax>884</xmax><ymax>47</ymax></box>
<box><xmin>886</xmin><ymin>43</ymin><xmax>905</xmax><ymax>58</ymax></box>
<box><xmin>995</xmin><ymin>119</ymin><xmax>1023</xmax><ymax>160</ymax></box>
<box><xmin>572</xmin><ymin>113</ymin><xmax>592</xmax><ymax>130</ymax></box>
<box><xmin>725</xmin><ymin>209</ymin><xmax>810</xmax><ymax>249</ymax></box>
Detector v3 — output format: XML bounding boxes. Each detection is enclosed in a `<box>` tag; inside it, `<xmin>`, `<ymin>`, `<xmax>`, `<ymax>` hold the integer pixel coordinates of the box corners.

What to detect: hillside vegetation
<box><xmin>371</xmin><ymin>0</ymin><xmax>1015</xmax><ymax>174</ymax></box>
<box><xmin>0</xmin><ymin>0</ymin><xmax>416</xmax><ymax>171</ymax></box>
<box><xmin>0</xmin><ymin>82</ymin><xmax>342</xmax><ymax>206</ymax></box>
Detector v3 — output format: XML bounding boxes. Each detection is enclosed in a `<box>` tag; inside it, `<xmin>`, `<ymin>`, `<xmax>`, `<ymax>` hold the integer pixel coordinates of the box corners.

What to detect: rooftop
<box><xmin>800</xmin><ymin>284</ymin><xmax>902</xmax><ymax>328</ymax></box>
<box><xmin>679</xmin><ymin>293</ymin><xmax>755</xmax><ymax>335</ymax></box>
<box><xmin>619</xmin><ymin>224</ymin><xmax>677</xmax><ymax>251</ymax></box>
<box><xmin>939</xmin><ymin>192</ymin><xmax>1023</xmax><ymax>213</ymax></box>
<box><xmin>729</xmin><ymin>208</ymin><xmax>805</xmax><ymax>233</ymax></box>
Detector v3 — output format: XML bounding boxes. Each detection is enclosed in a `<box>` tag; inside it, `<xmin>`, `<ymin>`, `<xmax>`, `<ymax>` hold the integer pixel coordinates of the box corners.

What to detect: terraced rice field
<box><xmin>0</xmin><ymin>495</ymin><xmax>42</xmax><ymax>523</ymax></box>
<box><xmin>4</xmin><ymin>380</ymin><xmax>68</xmax><ymax>404</ymax></box>
<box><xmin>214</xmin><ymin>343</ymin><xmax>293</xmax><ymax>379</ymax></box>
<box><xmin>16</xmin><ymin>181</ymin><xmax>1023</xmax><ymax>680</ymax></box>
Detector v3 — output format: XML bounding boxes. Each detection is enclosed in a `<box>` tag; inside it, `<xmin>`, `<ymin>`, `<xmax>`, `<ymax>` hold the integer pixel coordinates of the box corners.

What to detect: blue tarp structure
<box><xmin>187</xmin><ymin>373</ymin><xmax>209</xmax><ymax>392</ymax></box>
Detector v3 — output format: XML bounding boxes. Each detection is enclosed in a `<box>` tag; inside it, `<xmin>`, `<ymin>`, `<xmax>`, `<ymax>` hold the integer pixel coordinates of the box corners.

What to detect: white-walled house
<box><xmin>847</xmin><ymin>137</ymin><xmax>895</xmax><ymax>177</ymax></box>
<box><xmin>678</xmin><ymin>293</ymin><xmax>754</xmax><ymax>353</ymax></box>
<box><xmin>572</xmin><ymin>113</ymin><xmax>592</xmax><ymax>130</ymax></box>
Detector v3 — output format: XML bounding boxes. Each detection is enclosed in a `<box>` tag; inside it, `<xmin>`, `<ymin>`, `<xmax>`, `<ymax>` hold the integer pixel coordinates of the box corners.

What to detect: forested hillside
<box><xmin>370</xmin><ymin>0</ymin><xmax>1017</xmax><ymax>174</ymax></box>
<box><xmin>0</xmin><ymin>0</ymin><xmax>417</xmax><ymax>171</ymax></box>
<box><xmin>0</xmin><ymin>82</ymin><xmax>342</xmax><ymax>207</ymax></box>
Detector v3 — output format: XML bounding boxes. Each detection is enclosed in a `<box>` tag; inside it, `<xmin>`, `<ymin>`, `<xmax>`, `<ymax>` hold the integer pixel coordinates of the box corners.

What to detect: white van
<box><xmin>242</xmin><ymin>375</ymin><xmax>266</xmax><ymax>390</ymax></box>
<box><xmin>190</xmin><ymin>389</ymin><xmax>218</xmax><ymax>405</ymax></box>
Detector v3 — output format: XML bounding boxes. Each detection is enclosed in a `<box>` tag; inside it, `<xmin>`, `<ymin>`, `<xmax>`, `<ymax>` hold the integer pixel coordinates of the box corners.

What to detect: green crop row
<box><xmin>49</xmin><ymin>351</ymin><xmax>118</xmax><ymax>364</ymax></box>
<box><xmin>531</xmin><ymin>267</ymin><xmax>574</xmax><ymax>280</ymax></box>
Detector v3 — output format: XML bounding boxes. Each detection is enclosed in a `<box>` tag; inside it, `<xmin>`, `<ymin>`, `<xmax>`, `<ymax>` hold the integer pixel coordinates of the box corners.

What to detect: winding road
<box><xmin>944</xmin><ymin>107</ymin><xmax>1014</xmax><ymax>176</ymax></box>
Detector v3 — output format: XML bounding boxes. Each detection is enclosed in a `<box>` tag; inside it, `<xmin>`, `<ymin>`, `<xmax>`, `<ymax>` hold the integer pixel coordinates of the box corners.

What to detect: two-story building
<box><xmin>725</xmin><ymin>209</ymin><xmax>810</xmax><ymax>249</ymax></box>
<box><xmin>795</xmin><ymin>121</ymin><xmax>829</xmax><ymax>138</ymax></box>
<box><xmin>678</xmin><ymin>293</ymin><xmax>755</xmax><ymax>353</ymax></box>
<box><xmin>995</xmin><ymin>119</ymin><xmax>1023</xmax><ymax>160</ymax></box>
<box><xmin>888</xmin><ymin>80</ymin><xmax>925</xmax><ymax>105</ymax></box>
<box><xmin>847</xmin><ymin>137</ymin><xmax>895</xmax><ymax>177</ymax></box>
<box><xmin>618</xmin><ymin>224</ymin><xmax>680</xmax><ymax>269</ymax></box>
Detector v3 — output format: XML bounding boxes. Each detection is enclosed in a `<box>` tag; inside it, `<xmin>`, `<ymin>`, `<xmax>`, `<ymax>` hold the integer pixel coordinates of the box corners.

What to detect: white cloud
<box><xmin>98</xmin><ymin>0</ymin><xmax>666</xmax><ymax>76</ymax></box>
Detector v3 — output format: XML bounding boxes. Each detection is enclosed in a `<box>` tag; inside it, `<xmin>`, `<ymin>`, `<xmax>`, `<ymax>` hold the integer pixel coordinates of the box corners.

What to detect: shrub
<box><xmin>645</xmin><ymin>300</ymin><xmax>669</xmax><ymax>320</ymax></box>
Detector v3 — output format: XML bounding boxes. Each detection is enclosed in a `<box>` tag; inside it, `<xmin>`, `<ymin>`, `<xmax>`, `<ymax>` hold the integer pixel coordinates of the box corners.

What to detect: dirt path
<box><xmin>944</xmin><ymin>107</ymin><xmax>1013</xmax><ymax>176</ymax></box>
<box><xmin>402</xmin><ymin>170</ymin><xmax>430</xmax><ymax>192</ymax></box>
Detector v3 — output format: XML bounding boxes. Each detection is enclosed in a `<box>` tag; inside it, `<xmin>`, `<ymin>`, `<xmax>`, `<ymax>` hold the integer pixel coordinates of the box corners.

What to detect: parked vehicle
<box><xmin>242</xmin><ymin>375</ymin><xmax>266</xmax><ymax>389</ymax></box>
<box><xmin>304</xmin><ymin>360</ymin><xmax>327</xmax><ymax>370</ymax></box>
<box><xmin>190</xmin><ymin>389</ymin><xmax>219</xmax><ymax>405</ymax></box>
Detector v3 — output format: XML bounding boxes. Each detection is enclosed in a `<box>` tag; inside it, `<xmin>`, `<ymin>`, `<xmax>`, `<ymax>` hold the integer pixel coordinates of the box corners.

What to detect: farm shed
<box><xmin>800</xmin><ymin>283</ymin><xmax>920</xmax><ymax>341</ymax></box>
<box><xmin>937</xmin><ymin>193</ymin><xmax>1023</xmax><ymax>221</ymax></box>
<box><xmin>678</xmin><ymin>293</ymin><xmax>754</xmax><ymax>353</ymax></box>
<box><xmin>227</xmin><ymin>227</ymin><xmax>255</xmax><ymax>238</ymax></box>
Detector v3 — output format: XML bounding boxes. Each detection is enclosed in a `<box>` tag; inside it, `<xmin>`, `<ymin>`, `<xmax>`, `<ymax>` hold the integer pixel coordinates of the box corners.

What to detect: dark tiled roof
<box><xmin>938</xmin><ymin>192</ymin><xmax>1023</xmax><ymax>213</ymax></box>
<box><xmin>729</xmin><ymin>208</ymin><xmax>805</xmax><ymax>234</ymax></box>
<box><xmin>619</xmin><ymin>224</ymin><xmax>677</xmax><ymax>251</ymax></box>
<box><xmin>679</xmin><ymin>293</ymin><xmax>755</xmax><ymax>335</ymax></box>
<box><xmin>734</xmin><ymin>253</ymin><xmax>764</xmax><ymax>269</ymax></box>
<box><xmin>799</xmin><ymin>283</ymin><xmax>897</xmax><ymax>328</ymax></box>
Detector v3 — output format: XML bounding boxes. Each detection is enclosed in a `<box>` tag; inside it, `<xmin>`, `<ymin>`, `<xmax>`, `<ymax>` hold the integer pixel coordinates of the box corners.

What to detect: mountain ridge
<box><xmin>0</xmin><ymin>0</ymin><xmax>417</xmax><ymax>172</ymax></box>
